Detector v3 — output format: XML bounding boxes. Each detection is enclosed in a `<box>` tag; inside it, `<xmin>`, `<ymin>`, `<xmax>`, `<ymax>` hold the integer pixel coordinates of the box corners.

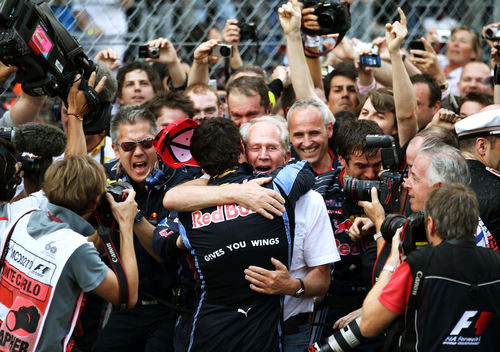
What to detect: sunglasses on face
<box><xmin>117</xmin><ymin>137</ymin><xmax>154</xmax><ymax>152</ymax></box>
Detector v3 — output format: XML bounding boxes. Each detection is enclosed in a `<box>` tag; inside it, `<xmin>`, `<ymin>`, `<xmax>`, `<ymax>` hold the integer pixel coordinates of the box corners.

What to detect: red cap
<box><xmin>153</xmin><ymin>118</ymin><xmax>199</xmax><ymax>168</ymax></box>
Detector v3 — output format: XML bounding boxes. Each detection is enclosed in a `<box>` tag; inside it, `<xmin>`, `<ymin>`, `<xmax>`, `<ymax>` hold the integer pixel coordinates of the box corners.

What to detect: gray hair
<box><xmin>110</xmin><ymin>106</ymin><xmax>158</xmax><ymax>145</ymax></box>
<box><xmin>425</xmin><ymin>183</ymin><xmax>479</xmax><ymax>240</ymax></box>
<box><xmin>418</xmin><ymin>143</ymin><xmax>471</xmax><ymax>186</ymax></box>
<box><xmin>240</xmin><ymin>114</ymin><xmax>290</xmax><ymax>154</ymax></box>
<box><xmin>286</xmin><ymin>99</ymin><xmax>330</xmax><ymax>128</ymax></box>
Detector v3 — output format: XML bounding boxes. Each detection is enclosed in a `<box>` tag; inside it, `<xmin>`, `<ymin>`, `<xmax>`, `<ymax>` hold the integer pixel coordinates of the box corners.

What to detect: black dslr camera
<box><xmin>92</xmin><ymin>181</ymin><xmax>134</xmax><ymax>228</ymax></box>
<box><xmin>302</xmin><ymin>0</ymin><xmax>351</xmax><ymax>41</ymax></box>
<box><xmin>238</xmin><ymin>22</ymin><xmax>257</xmax><ymax>41</ymax></box>
<box><xmin>0</xmin><ymin>0</ymin><xmax>110</xmax><ymax>135</ymax></box>
<box><xmin>381</xmin><ymin>211</ymin><xmax>427</xmax><ymax>255</ymax></box>
<box><xmin>344</xmin><ymin>135</ymin><xmax>402</xmax><ymax>213</ymax></box>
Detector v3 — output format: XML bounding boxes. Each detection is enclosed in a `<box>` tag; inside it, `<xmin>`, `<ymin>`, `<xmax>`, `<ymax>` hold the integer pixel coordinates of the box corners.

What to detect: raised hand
<box><xmin>385</xmin><ymin>8</ymin><xmax>408</xmax><ymax>54</ymax></box>
<box><xmin>278</xmin><ymin>0</ymin><xmax>302</xmax><ymax>36</ymax></box>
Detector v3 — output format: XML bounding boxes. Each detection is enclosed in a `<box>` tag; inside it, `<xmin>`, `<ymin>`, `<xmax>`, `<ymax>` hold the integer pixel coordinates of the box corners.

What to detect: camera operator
<box><xmin>0</xmin><ymin>155</ymin><xmax>139</xmax><ymax>352</ymax></box>
<box><xmin>359</xmin><ymin>183</ymin><xmax>500</xmax><ymax>350</ymax></box>
<box><xmin>60</xmin><ymin>60</ymin><xmax>117</xmax><ymax>164</ymax></box>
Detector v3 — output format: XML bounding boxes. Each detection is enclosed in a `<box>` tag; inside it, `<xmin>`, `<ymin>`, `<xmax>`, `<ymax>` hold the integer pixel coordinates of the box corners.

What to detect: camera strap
<box><xmin>82</xmin><ymin>86</ymin><xmax>100</xmax><ymax>110</ymax></box>
<box><xmin>399</xmin><ymin>247</ymin><xmax>434</xmax><ymax>351</ymax></box>
<box><xmin>381</xmin><ymin>247</ymin><xmax>434</xmax><ymax>352</ymax></box>
<box><xmin>96</xmin><ymin>225</ymin><xmax>130</xmax><ymax>312</ymax></box>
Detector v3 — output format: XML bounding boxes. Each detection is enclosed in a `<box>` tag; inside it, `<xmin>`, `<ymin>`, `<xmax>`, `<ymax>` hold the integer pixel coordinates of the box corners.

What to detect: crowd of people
<box><xmin>0</xmin><ymin>0</ymin><xmax>498</xmax><ymax>351</ymax></box>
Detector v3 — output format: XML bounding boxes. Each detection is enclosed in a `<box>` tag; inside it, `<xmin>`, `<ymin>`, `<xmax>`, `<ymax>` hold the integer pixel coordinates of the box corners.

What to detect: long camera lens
<box><xmin>380</xmin><ymin>214</ymin><xmax>408</xmax><ymax>243</ymax></box>
<box><xmin>306</xmin><ymin>317</ymin><xmax>365</xmax><ymax>352</ymax></box>
<box><xmin>343</xmin><ymin>177</ymin><xmax>381</xmax><ymax>203</ymax></box>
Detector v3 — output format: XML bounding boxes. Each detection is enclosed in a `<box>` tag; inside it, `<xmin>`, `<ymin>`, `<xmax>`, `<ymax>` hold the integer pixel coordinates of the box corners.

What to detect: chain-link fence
<box><xmin>48</xmin><ymin>0</ymin><xmax>498</xmax><ymax>70</ymax></box>
<box><xmin>36</xmin><ymin>0</ymin><xmax>500</xmax><ymax>74</ymax></box>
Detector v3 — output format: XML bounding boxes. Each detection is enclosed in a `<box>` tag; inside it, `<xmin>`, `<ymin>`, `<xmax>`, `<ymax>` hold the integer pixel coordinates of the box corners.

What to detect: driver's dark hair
<box><xmin>190</xmin><ymin>118</ymin><xmax>242</xmax><ymax>176</ymax></box>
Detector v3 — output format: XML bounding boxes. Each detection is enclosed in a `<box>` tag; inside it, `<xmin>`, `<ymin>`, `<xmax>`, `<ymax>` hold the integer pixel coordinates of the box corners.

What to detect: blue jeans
<box><xmin>284</xmin><ymin>322</ymin><xmax>310</xmax><ymax>352</ymax></box>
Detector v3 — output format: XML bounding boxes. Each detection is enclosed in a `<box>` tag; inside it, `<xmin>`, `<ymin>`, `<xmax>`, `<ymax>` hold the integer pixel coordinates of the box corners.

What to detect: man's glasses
<box><xmin>117</xmin><ymin>137</ymin><xmax>154</xmax><ymax>152</ymax></box>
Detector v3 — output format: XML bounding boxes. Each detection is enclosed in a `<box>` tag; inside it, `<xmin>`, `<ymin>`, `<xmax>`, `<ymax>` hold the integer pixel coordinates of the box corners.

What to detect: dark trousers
<box><xmin>93</xmin><ymin>304</ymin><xmax>175</xmax><ymax>352</ymax></box>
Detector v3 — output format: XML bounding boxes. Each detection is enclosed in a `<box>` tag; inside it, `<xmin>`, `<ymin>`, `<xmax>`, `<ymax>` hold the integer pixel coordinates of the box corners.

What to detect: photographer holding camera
<box><xmin>0</xmin><ymin>155</ymin><xmax>139</xmax><ymax>352</ymax></box>
<box><xmin>351</xmin><ymin>139</ymin><xmax>496</xmax><ymax>294</ymax></box>
<box><xmin>359</xmin><ymin>183</ymin><xmax>500</xmax><ymax>351</ymax></box>
<box><xmin>91</xmin><ymin>105</ymin><xmax>191</xmax><ymax>351</ymax></box>
<box><xmin>305</xmin><ymin>118</ymin><xmax>385</xmax><ymax>348</ymax></box>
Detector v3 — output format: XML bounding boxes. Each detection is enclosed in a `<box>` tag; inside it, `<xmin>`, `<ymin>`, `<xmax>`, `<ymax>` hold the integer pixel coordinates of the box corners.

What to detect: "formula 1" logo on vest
<box><xmin>442</xmin><ymin>310</ymin><xmax>496</xmax><ymax>346</ymax></box>
<box><xmin>192</xmin><ymin>204</ymin><xmax>256</xmax><ymax>229</ymax></box>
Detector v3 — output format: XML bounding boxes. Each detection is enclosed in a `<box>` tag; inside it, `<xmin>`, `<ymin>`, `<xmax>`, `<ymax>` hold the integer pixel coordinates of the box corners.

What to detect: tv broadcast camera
<box><xmin>344</xmin><ymin>135</ymin><xmax>402</xmax><ymax>213</ymax></box>
<box><xmin>0</xmin><ymin>0</ymin><xmax>111</xmax><ymax>135</ymax></box>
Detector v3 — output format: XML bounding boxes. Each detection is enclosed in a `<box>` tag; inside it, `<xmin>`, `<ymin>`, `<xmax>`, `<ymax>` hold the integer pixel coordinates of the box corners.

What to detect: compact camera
<box><xmin>484</xmin><ymin>27</ymin><xmax>500</xmax><ymax>42</ymax></box>
<box><xmin>356</xmin><ymin>43</ymin><xmax>381</xmax><ymax>67</ymax></box>
<box><xmin>359</xmin><ymin>53</ymin><xmax>380</xmax><ymax>67</ymax></box>
<box><xmin>436</xmin><ymin>29</ymin><xmax>451</xmax><ymax>43</ymax></box>
<box><xmin>138</xmin><ymin>45</ymin><xmax>160</xmax><ymax>59</ymax></box>
<box><xmin>212</xmin><ymin>43</ymin><xmax>233</xmax><ymax>58</ymax></box>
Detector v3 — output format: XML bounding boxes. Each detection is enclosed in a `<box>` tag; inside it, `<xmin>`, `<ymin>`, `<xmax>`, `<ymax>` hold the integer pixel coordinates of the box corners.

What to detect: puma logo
<box><xmin>237</xmin><ymin>308</ymin><xmax>251</xmax><ymax>318</ymax></box>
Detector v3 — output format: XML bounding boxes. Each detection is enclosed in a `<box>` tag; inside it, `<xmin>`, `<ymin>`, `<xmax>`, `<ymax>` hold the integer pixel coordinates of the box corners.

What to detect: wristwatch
<box><xmin>373</xmin><ymin>232</ymin><xmax>383</xmax><ymax>241</ymax></box>
<box><xmin>134</xmin><ymin>209</ymin><xmax>143</xmax><ymax>223</ymax></box>
<box><xmin>294</xmin><ymin>278</ymin><xmax>305</xmax><ymax>298</ymax></box>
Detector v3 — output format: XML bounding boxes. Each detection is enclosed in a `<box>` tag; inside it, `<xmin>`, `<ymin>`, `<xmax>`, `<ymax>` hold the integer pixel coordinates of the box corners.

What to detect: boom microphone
<box><xmin>0</xmin><ymin>123</ymin><xmax>67</xmax><ymax>158</ymax></box>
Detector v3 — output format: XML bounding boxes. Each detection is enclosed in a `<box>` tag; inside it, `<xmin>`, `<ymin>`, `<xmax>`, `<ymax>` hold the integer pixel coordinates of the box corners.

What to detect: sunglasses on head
<box><xmin>117</xmin><ymin>137</ymin><xmax>154</xmax><ymax>152</ymax></box>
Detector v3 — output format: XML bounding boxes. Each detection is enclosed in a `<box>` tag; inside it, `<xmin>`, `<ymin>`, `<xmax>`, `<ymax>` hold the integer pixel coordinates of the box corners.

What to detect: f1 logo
<box><xmin>450</xmin><ymin>311</ymin><xmax>478</xmax><ymax>335</ymax></box>
<box><xmin>450</xmin><ymin>310</ymin><xmax>496</xmax><ymax>336</ymax></box>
